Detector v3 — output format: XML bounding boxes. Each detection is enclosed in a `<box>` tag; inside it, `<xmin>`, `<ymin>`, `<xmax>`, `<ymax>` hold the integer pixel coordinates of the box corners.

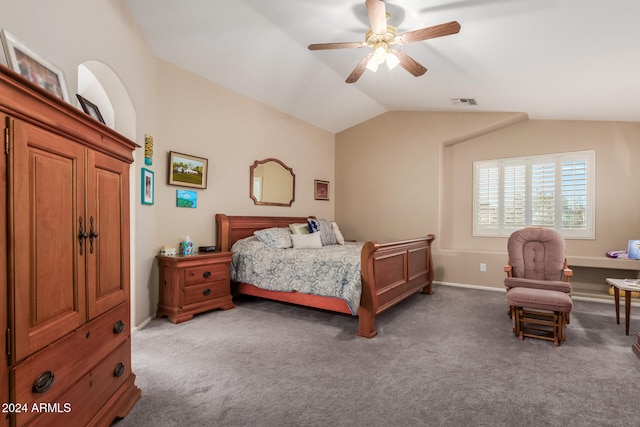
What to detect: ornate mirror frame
<box><xmin>249</xmin><ymin>158</ymin><xmax>295</xmax><ymax>207</ymax></box>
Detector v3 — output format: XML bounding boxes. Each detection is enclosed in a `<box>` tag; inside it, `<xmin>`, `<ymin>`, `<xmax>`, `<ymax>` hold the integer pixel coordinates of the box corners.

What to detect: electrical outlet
<box><xmin>480</xmin><ymin>263</ymin><xmax>487</xmax><ymax>272</ymax></box>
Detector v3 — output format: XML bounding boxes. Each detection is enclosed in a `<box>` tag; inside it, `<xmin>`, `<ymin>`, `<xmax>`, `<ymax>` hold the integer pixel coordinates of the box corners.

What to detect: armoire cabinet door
<box><xmin>9</xmin><ymin>119</ymin><xmax>87</xmax><ymax>363</ymax></box>
<box><xmin>85</xmin><ymin>150</ymin><xmax>130</xmax><ymax>319</ymax></box>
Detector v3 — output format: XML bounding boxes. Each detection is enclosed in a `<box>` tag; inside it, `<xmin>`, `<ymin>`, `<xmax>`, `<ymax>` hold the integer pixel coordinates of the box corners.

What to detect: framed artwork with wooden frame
<box><xmin>314</xmin><ymin>180</ymin><xmax>329</xmax><ymax>201</ymax></box>
<box><xmin>168</xmin><ymin>151</ymin><xmax>208</xmax><ymax>189</ymax></box>
<box><xmin>0</xmin><ymin>29</ymin><xmax>70</xmax><ymax>102</ymax></box>
<box><xmin>76</xmin><ymin>94</ymin><xmax>105</xmax><ymax>124</ymax></box>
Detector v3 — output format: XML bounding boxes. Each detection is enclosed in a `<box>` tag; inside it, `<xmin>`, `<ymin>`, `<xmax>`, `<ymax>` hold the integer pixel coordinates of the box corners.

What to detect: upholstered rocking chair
<box><xmin>504</xmin><ymin>227</ymin><xmax>573</xmax><ymax>317</ymax></box>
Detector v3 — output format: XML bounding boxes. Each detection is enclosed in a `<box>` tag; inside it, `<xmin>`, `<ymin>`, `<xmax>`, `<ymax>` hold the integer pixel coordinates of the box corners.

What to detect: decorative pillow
<box><xmin>307</xmin><ymin>218</ymin><xmax>337</xmax><ymax>246</ymax></box>
<box><xmin>289</xmin><ymin>223</ymin><xmax>310</xmax><ymax>234</ymax></box>
<box><xmin>330</xmin><ymin>221</ymin><xmax>345</xmax><ymax>245</ymax></box>
<box><xmin>307</xmin><ymin>218</ymin><xmax>320</xmax><ymax>233</ymax></box>
<box><xmin>291</xmin><ymin>232</ymin><xmax>322</xmax><ymax>249</ymax></box>
<box><xmin>253</xmin><ymin>228</ymin><xmax>292</xmax><ymax>249</ymax></box>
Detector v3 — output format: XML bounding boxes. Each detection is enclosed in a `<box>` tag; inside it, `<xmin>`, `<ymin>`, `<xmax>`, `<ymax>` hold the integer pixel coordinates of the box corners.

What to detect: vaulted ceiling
<box><xmin>127</xmin><ymin>0</ymin><xmax>640</xmax><ymax>133</ymax></box>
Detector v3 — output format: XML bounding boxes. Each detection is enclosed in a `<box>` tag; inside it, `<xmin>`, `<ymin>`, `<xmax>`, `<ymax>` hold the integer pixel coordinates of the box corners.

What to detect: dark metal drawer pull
<box><xmin>113</xmin><ymin>320</ymin><xmax>125</xmax><ymax>334</ymax></box>
<box><xmin>114</xmin><ymin>362</ymin><xmax>125</xmax><ymax>377</ymax></box>
<box><xmin>202</xmin><ymin>271</ymin><xmax>211</xmax><ymax>279</ymax></box>
<box><xmin>89</xmin><ymin>216</ymin><xmax>99</xmax><ymax>254</ymax></box>
<box><xmin>203</xmin><ymin>288</ymin><xmax>212</xmax><ymax>296</ymax></box>
<box><xmin>33</xmin><ymin>371</ymin><xmax>55</xmax><ymax>393</ymax></box>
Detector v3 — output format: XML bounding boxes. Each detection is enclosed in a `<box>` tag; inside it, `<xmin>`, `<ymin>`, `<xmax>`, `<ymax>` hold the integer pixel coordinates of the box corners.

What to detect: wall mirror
<box><xmin>250</xmin><ymin>158</ymin><xmax>295</xmax><ymax>206</ymax></box>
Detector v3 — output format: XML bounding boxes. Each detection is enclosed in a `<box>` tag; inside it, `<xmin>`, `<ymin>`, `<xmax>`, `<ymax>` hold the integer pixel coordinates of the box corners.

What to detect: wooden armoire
<box><xmin>0</xmin><ymin>65</ymin><xmax>140</xmax><ymax>425</ymax></box>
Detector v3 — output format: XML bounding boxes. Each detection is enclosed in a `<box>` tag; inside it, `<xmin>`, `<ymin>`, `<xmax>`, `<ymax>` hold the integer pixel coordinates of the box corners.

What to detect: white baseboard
<box><xmin>134</xmin><ymin>315</ymin><xmax>154</xmax><ymax>331</ymax></box>
<box><xmin>434</xmin><ymin>281</ymin><xmax>505</xmax><ymax>293</ymax></box>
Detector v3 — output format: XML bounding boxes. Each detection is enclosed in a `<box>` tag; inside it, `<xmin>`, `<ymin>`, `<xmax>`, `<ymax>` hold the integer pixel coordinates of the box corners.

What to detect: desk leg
<box><xmin>614</xmin><ymin>286</ymin><xmax>620</xmax><ymax>325</ymax></box>
<box><xmin>625</xmin><ymin>291</ymin><xmax>631</xmax><ymax>336</ymax></box>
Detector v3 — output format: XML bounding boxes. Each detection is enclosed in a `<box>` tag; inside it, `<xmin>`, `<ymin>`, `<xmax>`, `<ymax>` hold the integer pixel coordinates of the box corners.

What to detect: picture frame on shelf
<box><xmin>141</xmin><ymin>168</ymin><xmax>154</xmax><ymax>205</ymax></box>
<box><xmin>314</xmin><ymin>179</ymin><xmax>329</xmax><ymax>201</ymax></box>
<box><xmin>0</xmin><ymin>29</ymin><xmax>70</xmax><ymax>102</ymax></box>
<box><xmin>168</xmin><ymin>151</ymin><xmax>208</xmax><ymax>189</ymax></box>
<box><xmin>76</xmin><ymin>94</ymin><xmax>105</xmax><ymax>124</ymax></box>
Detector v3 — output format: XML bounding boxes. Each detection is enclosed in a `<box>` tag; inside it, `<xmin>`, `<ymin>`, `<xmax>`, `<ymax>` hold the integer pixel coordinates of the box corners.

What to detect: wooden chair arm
<box><xmin>563</xmin><ymin>268</ymin><xmax>573</xmax><ymax>281</ymax></box>
<box><xmin>504</xmin><ymin>265</ymin><xmax>513</xmax><ymax>277</ymax></box>
<box><xmin>562</xmin><ymin>258</ymin><xmax>572</xmax><ymax>281</ymax></box>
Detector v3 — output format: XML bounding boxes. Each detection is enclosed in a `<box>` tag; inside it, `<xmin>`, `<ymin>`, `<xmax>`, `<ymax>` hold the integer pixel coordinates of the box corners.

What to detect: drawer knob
<box><xmin>113</xmin><ymin>320</ymin><xmax>125</xmax><ymax>334</ymax></box>
<box><xmin>203</xmin><ymin>271</ymin><xmax>212</xmax><ymax>279</ymax></box>
<box><xmin>203</xmin><ymin>288</ymin><xmax>212</xmax><ymax>296</ymax></box>
<box><xmin>33</xmin><ymin>371</ymin><xmax>55</xmax><ymax>393</ymax></box>
<box><xmin>114</xmin><ymin>362</ymin><xmax>125</xmax><ymax>378</ymax></box>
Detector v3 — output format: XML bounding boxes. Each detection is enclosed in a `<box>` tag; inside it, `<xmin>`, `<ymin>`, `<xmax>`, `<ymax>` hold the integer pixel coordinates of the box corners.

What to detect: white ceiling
<box><xmin>127</xmin><ymin>0</ymin><xmax>640</xmax><ymax>133</ymax></box>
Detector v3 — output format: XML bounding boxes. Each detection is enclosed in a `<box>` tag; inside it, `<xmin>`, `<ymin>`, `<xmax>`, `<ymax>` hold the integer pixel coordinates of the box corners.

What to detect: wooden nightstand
<box><xmin>156</xmin><ymin>252</ymin><xmax>234</xmax><ymax>323</ymax></box>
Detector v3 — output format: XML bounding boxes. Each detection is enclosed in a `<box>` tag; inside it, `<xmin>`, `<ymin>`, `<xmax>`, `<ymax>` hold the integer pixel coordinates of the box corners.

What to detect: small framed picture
<box><xmin>168</xmin><ymin>151</ymin><xmax>208</xmax><ymax>189</ymax></box>
<box><xmin>176</xmin><ymin>189</ymin><xmax>197</xmax><ymax>208</ymax></box>
<box><xmin>141</xmin><ymin>168</ymin><xmax>154</xmax><ymax>205</ymax></box>
<box><xmin>0</xmin><ymin>29</ymin><xmax>70</xmax><ymax>102</ymax></box>
<box><xmin>76</xmin><ymin>94</ymin><xmax>105</xmax><ymax>124</ymax></box>
<box><xmin>314</xmin><ymin>180</ymin><xmax>329</xmax><ymax>201</ymax></box>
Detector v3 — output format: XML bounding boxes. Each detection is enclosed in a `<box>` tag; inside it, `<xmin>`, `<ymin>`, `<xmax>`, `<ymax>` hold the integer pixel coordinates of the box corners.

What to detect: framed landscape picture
<box><xmin>168</xmin><ymin>151</ymin><xmax>208</xmax><ymax>189</ymax></box>
<box><xmin>0</xmin><ymin>29</ymin><xmax>70</xmax><ymax>102</ymax></box>
<box><xmin>176</xmin><ymin>189</ymin><xmax>197</xmax><ymax>208</ymax></box>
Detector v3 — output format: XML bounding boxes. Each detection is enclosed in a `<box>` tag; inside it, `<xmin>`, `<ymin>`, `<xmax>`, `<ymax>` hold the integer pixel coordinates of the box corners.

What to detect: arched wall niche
<box><xmin>77</xmin><ymin>60</ymin><xmax>136</xmax><ymax>140</ymax></box>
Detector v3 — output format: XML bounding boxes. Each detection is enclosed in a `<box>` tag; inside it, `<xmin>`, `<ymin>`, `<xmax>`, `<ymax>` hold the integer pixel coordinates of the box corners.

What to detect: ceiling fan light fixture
<box><xmin>308</xmin><ymin>0</ymin><xmax>461</xmax><ymax>83</ymax></box>
<box><xmin>372</xmin><ymin>44</ymin><xmax>388</xmax><ymax>65</ymax></box>
<box><xmin>386</xmin><ymin>52</ymin><xmax>400</xmax><ymax>70</ymax></box>
<box><xmin>365</xmin><ymin>59</ymin><xmax>379</xmax><ymax>72</ymax></box>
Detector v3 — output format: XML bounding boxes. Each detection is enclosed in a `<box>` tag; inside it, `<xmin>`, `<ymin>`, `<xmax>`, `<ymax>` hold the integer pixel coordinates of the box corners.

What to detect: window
<box><xmin>473</xmin><ymin>150</ymin><xmax>595</xmax><ymax>238</ymax></box>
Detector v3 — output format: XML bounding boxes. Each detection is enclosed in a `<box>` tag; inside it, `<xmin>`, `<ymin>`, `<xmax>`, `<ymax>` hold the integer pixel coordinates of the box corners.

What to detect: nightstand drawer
<box><xmin>157</xmin><ymin>252</ymin><xmax>233</xmax><ymax>323</ymax></box>
<box><xmin>184</xmin><ymin>264</ymin><xmax>228</xmax><ymax>286</ymax></box>
<box><xmin>184</xmin><ymin>281</ymin><xmax>228</xmax><ymax>305</ymax></box>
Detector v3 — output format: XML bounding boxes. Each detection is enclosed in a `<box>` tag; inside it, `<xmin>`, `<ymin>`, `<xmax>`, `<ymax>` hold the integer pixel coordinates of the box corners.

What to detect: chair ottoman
<box><xmin>506</xmin><ymin>287</ymin><xmax>573</xmax><ymax>346</ymax></box>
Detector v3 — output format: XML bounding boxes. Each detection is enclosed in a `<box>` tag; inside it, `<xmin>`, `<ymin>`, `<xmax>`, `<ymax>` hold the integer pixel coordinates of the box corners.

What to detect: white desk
<box><xmin>606</xmin><ymin>278</ymin><xmax>640</xmax><ymax>335</ymax></box>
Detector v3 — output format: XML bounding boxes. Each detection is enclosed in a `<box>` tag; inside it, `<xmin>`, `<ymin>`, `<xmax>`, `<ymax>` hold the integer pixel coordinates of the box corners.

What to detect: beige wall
<box><xmin>136</xmin><ymin>61</ymin><xmax>334</xmax><ymax>325</ymax></box>
<box><xmin>336</xmin><ymin>112</ymin><xmax>640</xmax><ymax>295</ymax></box>
<box><xmin>335</xmin><ymin>111</ymin><xmax>527</xmax><ymax>241</ymax></box>
<box><xmin>1</xmin><ymin>0</ymin><xmax>335</xmax><ymax>327</ymax></box>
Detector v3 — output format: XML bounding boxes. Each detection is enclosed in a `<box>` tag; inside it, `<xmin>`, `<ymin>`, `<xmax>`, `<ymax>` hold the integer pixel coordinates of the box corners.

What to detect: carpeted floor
<box><xmin>114</xmin><ymin>284</ymin><xmax>640</xmax><ymax>427</ymax></box>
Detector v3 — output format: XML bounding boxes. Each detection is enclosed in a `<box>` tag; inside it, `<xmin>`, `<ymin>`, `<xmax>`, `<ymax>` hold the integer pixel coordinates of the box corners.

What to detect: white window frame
<box><xmin>473</xmin><ymin>150</ymin><xmax>595</xmax><ymax>239</ymax></box>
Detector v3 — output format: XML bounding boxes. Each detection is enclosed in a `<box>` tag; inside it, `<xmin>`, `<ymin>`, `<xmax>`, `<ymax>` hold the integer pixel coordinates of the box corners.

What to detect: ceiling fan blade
<box><xmin>366</xmin><ymin>0</ymin><xmax>387</xmax><ymax>34</ymax></box>
<box><xmin>308</xmin><ymin>41</ymin><xmax>365</xmax><ymax>50</ymax></box>
<box><xmin>399</xmin><ymin>21</ymin><xmax>461</xmax><ymax>44</ymax></box>
<box><xmin>391</xmin><ymin>50</ymin><xmax>427</xmax><ymax>77</ymax></box>
<box><xmin>346</xmin><ymin>53</ymin><xmax>374</xmax><ymax>84</ymax></box>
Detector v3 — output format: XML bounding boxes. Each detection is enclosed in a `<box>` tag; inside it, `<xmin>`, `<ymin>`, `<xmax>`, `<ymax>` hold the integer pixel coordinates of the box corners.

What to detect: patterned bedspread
<box><xmin>230</xmin><ymin>236</ymin><xmax>364</xmax><ymax>315</ymax></box>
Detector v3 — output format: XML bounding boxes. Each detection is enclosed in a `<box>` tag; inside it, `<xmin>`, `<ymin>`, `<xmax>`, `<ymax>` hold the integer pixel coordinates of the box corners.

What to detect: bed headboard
<box><xmin>215</xmin><ymin>213</ymin><xmax>312</xmax><ymax>252</ymax></box>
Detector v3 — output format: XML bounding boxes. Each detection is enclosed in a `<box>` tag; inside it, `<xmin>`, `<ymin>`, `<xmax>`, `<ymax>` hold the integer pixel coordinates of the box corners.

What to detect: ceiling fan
<box><xmin>308</xmin><ymin>0</ymin><xmax>461</xmax><ymax>83</ymax></box>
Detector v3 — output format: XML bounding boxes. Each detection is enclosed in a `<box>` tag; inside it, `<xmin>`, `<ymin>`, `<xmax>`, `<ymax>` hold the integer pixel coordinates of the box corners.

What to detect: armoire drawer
<box><xmin>20</xmin><ymin>339</ymin><xmax>132</xmax><ymax>427</ymax></box>
<box><xmin>11</xmin><ymin>303</ymin><xmax>129</xmax><ymax>412</ymax></box>
<box><xmin>184</xmin><ymin>264</ymin><xmax>229</xmax><ymax>286</ymax></box>
<box><xmin>184</xmin><ymin>280</ymin><xmax>229</xmax><ymax>305</ymax></box>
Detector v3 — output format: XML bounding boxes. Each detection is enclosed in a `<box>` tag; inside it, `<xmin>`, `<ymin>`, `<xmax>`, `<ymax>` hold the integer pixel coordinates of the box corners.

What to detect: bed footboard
<box><xmin>358</xmin><ymin>235</ymin><xmax>436</xmax><ymax>338</ymax></box>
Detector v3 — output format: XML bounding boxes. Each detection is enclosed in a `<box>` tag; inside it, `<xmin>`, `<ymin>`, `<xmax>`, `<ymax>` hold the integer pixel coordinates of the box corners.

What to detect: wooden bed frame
<box><xmin>215</xmin><ymin>214</ymin><xmax>435</xmax><ymax>338</ymax></box>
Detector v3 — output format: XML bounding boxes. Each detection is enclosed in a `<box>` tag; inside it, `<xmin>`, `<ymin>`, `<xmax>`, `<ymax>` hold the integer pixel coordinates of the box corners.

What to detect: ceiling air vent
<box><xmin>450</xmin><ymin>98</ymin><xmax>478</xmax><ymax>106</ymax></box>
